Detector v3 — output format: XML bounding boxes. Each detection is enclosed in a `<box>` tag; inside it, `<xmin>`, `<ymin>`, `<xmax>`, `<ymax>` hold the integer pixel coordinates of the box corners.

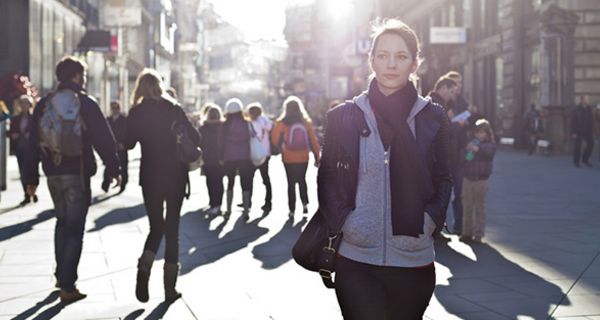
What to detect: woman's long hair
<box><xmin>277</xmin><ymin>96</ymin><xmax>310</xmax><ymax>124</ymax></box>
<box><xmin>131</xmin><ymin>68</ymin><xmax>174</xmax><ymax>106</ymax></box>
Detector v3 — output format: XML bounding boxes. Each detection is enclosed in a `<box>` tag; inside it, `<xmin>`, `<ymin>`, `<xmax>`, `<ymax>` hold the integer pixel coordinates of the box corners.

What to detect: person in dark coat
<box><xmin>24</xmin><ymin>56</ymin><xmax>121</xmax><ymax>303</ymax></box>
<box><xmin>199</xmin><ymin>103</ymin><xmax>224</xmax><ymax>216</ymax></box>
<box><xmin>126</xmin><ymin>68</ymin><xmax>200</xmax><ymax>303</ymax></box>
<box><xmin>427</xmin><ymin>77</ymin><xmax>458</xmax><ymax>110</ymax></box>
<box><xmin>8</xmin><ymin>94</ymin><xmax>38</xmax><ymax>205</ymax></box>
<box><xmin>318</xmin><ymin>18</ymin><xmax>451</xmax><ymax>319</ymax></box>
<box><xmin>102</xmin><ymin>101</ymin><xmax>128</xmax><ymax>193</ymax></box>
<box><xmin>571</xmin><ymin>95</ymin><xmax>594</xmax><ymax>167</ymax></box>
<box><xmin>219</xmin><ymin>98</ymin><xmax>253</xmax><ymax>218</ymax></box>
<box><xmin>523</xmin><ymin>104</ymin><xmax>544</xmax><ymax>155</ymax></box>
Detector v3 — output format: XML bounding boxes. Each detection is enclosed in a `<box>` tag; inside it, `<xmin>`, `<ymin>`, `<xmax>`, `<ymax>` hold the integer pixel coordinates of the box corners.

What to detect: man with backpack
<box><xmin>24</xmin><ymin>56</ymin><xmax>121</xmax><ymax>303</ymax></box>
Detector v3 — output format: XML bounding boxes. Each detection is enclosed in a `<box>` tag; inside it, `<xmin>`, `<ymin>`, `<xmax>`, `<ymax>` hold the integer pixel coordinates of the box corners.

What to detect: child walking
<box><xmin>460</xmin><ymin>119</ymin><xmax>496</xmax><ymax>243</ymax></box>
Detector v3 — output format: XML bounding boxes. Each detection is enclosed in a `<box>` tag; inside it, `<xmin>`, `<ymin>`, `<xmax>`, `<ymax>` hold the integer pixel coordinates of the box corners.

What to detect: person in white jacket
<box><xmin>247</xmin><ymin>102</ymin><xmax>274</xmax><ymax>211</ymax></box>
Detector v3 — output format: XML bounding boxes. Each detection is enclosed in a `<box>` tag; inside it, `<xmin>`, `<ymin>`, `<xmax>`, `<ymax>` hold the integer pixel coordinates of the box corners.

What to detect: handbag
<box><xmin>249</xmin><ymin>123</ymin><xmax>268</xmax><ymax>166</ymax></box>
<box><xmin>292</xmin><ymin>209</ymin><xmax>342</xmax><ymax>289</ymax></box>
<box><xmin>171</xmin><ymin>108</ymin><xmax>203</xmax><ymax>171</ymax></box>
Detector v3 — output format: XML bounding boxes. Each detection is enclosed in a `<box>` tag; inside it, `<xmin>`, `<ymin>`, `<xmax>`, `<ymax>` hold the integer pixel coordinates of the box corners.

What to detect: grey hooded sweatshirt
<box><xmin>338</xmin><ymin>93</ymin><xmax>438</xmax><ymax>267</ymax></box>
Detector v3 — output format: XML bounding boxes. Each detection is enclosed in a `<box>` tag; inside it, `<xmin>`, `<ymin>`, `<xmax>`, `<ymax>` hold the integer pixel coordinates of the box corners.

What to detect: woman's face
<box><xmin>371</xmin><ymin>33</ymin><xmax>418</xmax><ymax>96</ymax></box>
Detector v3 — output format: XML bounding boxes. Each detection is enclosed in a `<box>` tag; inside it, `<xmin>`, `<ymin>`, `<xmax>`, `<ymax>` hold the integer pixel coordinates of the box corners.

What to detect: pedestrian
<box><xmin>24</xmin><ymin>56</ymin><xmax>121</xmax><ymax>303</ymax></box>
<box><xmin>523</xmin><ymin>104</ymin><xmax>544</xmax><ymax>155</ymax></box>
<box><xmin>571</xmin><ymin>95</ymin><xmax>594</xmax><ymax>167</ymax></box>
<box><xmin>318</xmin><ymin>18</ymin><xmax>451</xmax><ymax>319</ymax></box>
<box><xmin>444</xmin><ymin>70</ymin><xmax>469</xmax><ymax>114</ymax></box>
<box><xmin>8</xmin><ymin>94</ymin><xmax>38</xmax><ymax>206</ymax></box>
<box><xmin>199</xmin><ymin>103</ymin><xmax>225</xmax><ymax>216</ymax></box>
<box><xmin>271</xmin><ymin>96</ymin><xmax>320</xmax><ymax>218</ymax></box>
<box><xmin>247</xmin><ymin>102</ymin><xmax>274</xmax><ymax>212</ymax></box>
<box><xmin>427</xmin><ymin>76</ymin><xmax>458</xmax><ymax>109</ymax></box>
<box><xmin>594</xmin><ymin>103</ymin><xmax>600</xmax><ymax>162</ymax></box>
<box><xmin>102</xmin><ymin>101</ymin><xmax>128</xmax><ymax>193</ymax></box>
<box><xmin>126</xmin><ymin>68</ymin><xmax>200</xmax><ymax>303</ymax></box>
<box><xmin>460</xmin><ymin>119</ymin><xmax>497</xmax><ymax>244</ymax></box>
<box><xmin>429</xmin><ymin>76</ymin><xmax>463</xmax><ymax>237</ymax></box>
<box><xmin>220</xmin><ymin>98</ymin><xmax>253</xmax><ymax>218</ymax></box>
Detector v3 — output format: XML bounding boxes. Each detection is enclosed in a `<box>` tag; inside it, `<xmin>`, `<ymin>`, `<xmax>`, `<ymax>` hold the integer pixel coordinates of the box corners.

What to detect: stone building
<box><xmin>380</xmin><ymin>0</ymin><xmax>600</xmax><ymax>152</ymax></box>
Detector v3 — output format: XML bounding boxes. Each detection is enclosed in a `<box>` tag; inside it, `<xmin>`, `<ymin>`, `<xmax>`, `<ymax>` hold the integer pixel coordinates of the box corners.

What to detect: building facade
<box><xmin>380</xmin><ymin>0</ymin><xmax>600</xmax><ymax>151</ymax></box>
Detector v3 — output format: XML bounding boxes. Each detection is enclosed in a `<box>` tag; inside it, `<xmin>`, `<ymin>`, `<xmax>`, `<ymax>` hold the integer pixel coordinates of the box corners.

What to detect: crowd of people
<box><xmin>6</xmin><ymin>15</ymin><xmax>598</xmax><ymax>319</ymax></box>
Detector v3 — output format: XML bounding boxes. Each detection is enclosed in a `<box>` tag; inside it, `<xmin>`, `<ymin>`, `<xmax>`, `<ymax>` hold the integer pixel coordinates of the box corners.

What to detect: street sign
<box><xmin>102</xmin><ymin>0</ymin><xmax>142</xmax><ymax>27</ymax></box>
<box><xmin>430</xmin><ymin>27</ymin><xmax>467</xmax><ymax>44</ymax></box>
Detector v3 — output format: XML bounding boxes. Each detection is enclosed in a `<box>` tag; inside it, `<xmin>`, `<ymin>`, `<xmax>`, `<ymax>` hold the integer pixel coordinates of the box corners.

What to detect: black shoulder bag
<box><xmin>170</xmin><ymin>106</ymin><xmax>202</xmax><ymax>198</ymax></box>
<box><xmin>292</xmin><ymin>209</ymin><xmax>342</xmax><ymax>289</ymax></box>
<box><xmin>292</xmin><ymin>101</ymin><xmax>367</xmax><ymax>289</ymax></box>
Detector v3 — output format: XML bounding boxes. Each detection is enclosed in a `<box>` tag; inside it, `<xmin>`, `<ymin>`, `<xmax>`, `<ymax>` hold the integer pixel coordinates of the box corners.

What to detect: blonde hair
<box><xmin>13</xmin><ymin>95</ymin><xmax>34</xmax><ymax>115</ymax></box>
<box><xmin>131</xmin><ymin>68</ymin><xmax>171</xmax><ymax>106</ymax></box>
<box><xmin>277</xmin><ymin>96</ymin><xmax>310</xmax><ymax>122</ymax></box>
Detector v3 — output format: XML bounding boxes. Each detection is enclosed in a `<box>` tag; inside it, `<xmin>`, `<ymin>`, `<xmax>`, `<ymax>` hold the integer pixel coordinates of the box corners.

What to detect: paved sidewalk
<box><xmin>0</xmin><ymin>148</ymin><xmax>599</xmax><ymax>319</ymax></box>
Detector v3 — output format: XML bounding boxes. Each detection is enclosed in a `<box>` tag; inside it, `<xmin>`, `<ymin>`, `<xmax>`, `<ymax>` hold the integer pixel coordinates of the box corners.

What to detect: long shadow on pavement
<box><xmin>0</xmin><ymin>210</ymin><xmax>54</xmax><ymax>242</ymax></box>
<box><xmin>435</xmin><ymin>241</ymin><xmax>569</xmax><ymax>319</ymax></box>
<box><xmin>88</xmin><ymin>203</ymin><xmax>146</xmax><ymax>232</ymax></box>
<box><xmin>252</xmin><ymin>217</ymin><xmax>307</xmax><ymax>269</ymax></box>
<box><xmin>11</xmin><ymin>290</ymin><xmax>60</xmax><ymax>320</ymax></box>
<box><xmin>178</xmin><ymin>210</ymin><xmax>268</xmax><ymax>275</ymax></box>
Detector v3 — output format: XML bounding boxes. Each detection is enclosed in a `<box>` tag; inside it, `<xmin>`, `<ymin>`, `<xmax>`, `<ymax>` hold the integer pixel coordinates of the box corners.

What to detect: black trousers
<box><xmin>252</xmin><ymin>156</ymin><xmax>272</xmax><ymax>204</ymax></box>
<box><xmin>224</xmin><ymin>160</ymin><xmax>254</xmax><ymax>191</ymax></box>
<box><xmin>204</xmin><ymin>164</ymin><xmax>224</xmax><ymax>207</ymax></box>
<box><xmin>141</xmin><ymin>183</ymin><xmax>185</xmax><ymax>263</ymax></box>
<box><xmin>283</xmin><ymin>163</ymin><xmax>308</xmax><ymax>211</ymax></box>
<box><xmin>335</xmin><ymin>256</ymin><xmax>436</xmax><ymax>320</ymax></box>
<box><xmin>574</xmin><ymin>133</ymin><xmax>594</xmax><ymax>164</ymax></box>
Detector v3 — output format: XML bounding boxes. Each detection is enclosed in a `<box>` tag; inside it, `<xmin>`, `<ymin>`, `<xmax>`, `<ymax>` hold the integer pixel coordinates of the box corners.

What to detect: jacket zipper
<box><xmin>383</xmin><ymin>149</ymin><xmax>389</xmax><ymax>265</ymax></box>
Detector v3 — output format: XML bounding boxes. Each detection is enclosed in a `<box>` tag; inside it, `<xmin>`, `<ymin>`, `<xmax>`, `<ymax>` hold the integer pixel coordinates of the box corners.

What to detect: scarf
<box><xmin>368</xmin><ymin>79</ymin><xmax>426</xmax><ymax>237</ymax></box>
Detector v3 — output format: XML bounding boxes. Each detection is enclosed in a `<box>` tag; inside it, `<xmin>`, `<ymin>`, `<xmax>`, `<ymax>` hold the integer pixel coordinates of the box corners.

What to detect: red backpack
<box><xmin>286</xmin><ymin>122</ymin><xmax>309</xmax><ymax>150</ymax></box>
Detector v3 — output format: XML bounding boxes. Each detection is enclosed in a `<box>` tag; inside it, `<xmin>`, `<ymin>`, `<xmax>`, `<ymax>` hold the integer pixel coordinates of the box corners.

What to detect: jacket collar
<box><xmin>354</xmin><ymin>92</ymin><xmax>430</xmax><ymax>124</ymax></box>
<box><xmin>57</xmin><ymin>81</ymin><xmax>85</xmax><ymax>93</ymax></box>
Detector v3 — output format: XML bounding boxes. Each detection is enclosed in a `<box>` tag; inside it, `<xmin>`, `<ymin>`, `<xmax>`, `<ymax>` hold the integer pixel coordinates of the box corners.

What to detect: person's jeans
<box><xmin>255</xmin><ymin>156</ymin><xmax>272</xmax><ymax>205</ymax></box>
<box><xmin>335</xmin><ymin>255</ymin><xmax>435</xmax><ymax>320</ymax></box>
<box><xmin>284</xmin><ymin>163</ymin><xmax>308</xmax><ymax>212</ymax></box>
<box><xmin>573</xmin><ymin>133</ymin><xmax>594</xmax><ymax>164</ymax></box>
<box><xmin>47</xmin><ymin>175</ymin><xmax>90</xmax><ymax>292</ymax></box>
<box><xmin>224</xmin><ymin>160</ymin><xmax>254</xmax><ymax>191</ymax></box>
<box><xmin>451</xmin><ymin>164</ymin><xmax>464</xmax><ymax>234</ymax></box>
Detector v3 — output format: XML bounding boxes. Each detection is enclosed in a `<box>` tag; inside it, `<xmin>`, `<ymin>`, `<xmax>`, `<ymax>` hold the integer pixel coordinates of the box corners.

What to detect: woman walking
<box><xmin>220</xmin><ymin>98</ymin><xmax>253</xmax><ymax>218</ymax></box>
<box><xmin>199</xmin><ymin>103</ymin><xmax>225</xmax><ymax>215</ymax></box>
<box><xmin>317</xmin><ymin>18</ymin><xmax>451</xmax><ymax>319</ymax></box>
<box><xmin>126</xmin><ymin>68</ymin><xmax>200</xmax><ymax>302</ymax></box>
<box><xmin>8</xmin><ymin>95</ymin><xmax>38</xmax><ymax>205</ymax></box>
<box><xmin>247</xmin><ymin>102</ymin><xmax>273</xmax><ymax>211</ymax></box>
<box><xmin>271</xmin><ymin>96</ymin><xmax>320</xmax><ymax>218</ymax></box>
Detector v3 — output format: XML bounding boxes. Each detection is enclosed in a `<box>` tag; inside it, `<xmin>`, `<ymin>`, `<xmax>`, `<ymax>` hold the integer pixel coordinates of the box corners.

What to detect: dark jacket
<box><xmin>463</xmin><ymin>141</ymin><xmax>496</xmax><ymax>180</ymax></box>
<box><xmin>318</xmin><ymin>100</ymin><xmax>452</xmax><ymax>234</ymax></box>
<box><xmin>219</xmin><ymin>114</ymin><xmax>250</xmax><ymax>162</ymax></box>
<box><xmin>126</xmin><ymin>97</ymin><xmax>200</xmax><ymax>190</ymax></box>
<box><xmin>199</xmin><ymin>121</ymin><xmax>222</xmax><ymax>166</ymax></box>
<box><xmin>8</xmin><ymin>112</ymin><xmax>34</xmax><ymax>156</ymax></box>
<box><xmin>107</xmin><ymin>114</ymin><xmax>127</xmax><ymax>150</ymax></box>
<box><xmin>571</xmin><ymin>104</ymin><xmax>594</xmax><ymax>136</ymax></box>
<box><xmin>24</xmin><ymin>81</ymin><xmax>120</xmax><ymax>186</ymax></box>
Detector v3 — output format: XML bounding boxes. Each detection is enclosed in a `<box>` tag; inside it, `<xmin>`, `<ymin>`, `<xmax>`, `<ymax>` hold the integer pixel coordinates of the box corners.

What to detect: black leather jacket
<box><xmin>317</xmin><ymin>101</ymin><xmax>452</xmax><ymax>234</ymax></box>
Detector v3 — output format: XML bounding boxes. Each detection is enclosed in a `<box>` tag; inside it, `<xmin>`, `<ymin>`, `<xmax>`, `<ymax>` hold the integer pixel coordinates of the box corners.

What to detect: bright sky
<box><xmin>212</xmin><ymin>0</ymin><xmax>287</xmax><ymax>41</ymax></box>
